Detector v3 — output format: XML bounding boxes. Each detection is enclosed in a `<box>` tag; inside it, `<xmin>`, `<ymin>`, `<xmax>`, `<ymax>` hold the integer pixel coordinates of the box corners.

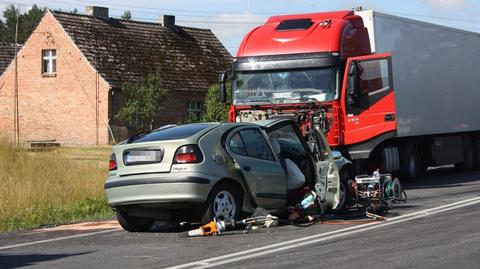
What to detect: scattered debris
<box><xmin>182</xmin><ymin>215</ymin><xmax>279</xmax><ymax>237</ymax></box>
<box><xmin>353</xmin><ymin>170</ymin><xmax>407</xmax><ymax>216</ymax></box>
<box><xmin>182</xmin><ymin>171</ymin><xmax>407</xmax><ymax>237</ymax></box>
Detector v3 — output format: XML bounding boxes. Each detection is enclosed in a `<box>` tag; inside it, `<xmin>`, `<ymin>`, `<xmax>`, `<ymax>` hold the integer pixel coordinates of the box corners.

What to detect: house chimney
<box><xmin>85</xmin><ymin>6</ymin><xmax>109</xmax><ymax>19</ymax></box>
<box><xmin>160</xmin><ymin>15</ymin><xmax>175</xmax><ymax>29</ymax></box>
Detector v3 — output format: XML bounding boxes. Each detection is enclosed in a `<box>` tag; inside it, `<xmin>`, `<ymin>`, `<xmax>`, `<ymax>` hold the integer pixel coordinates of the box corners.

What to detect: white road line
<box><xmin>0</xmin><ymin>229</ymin><xmax>120</xmax><ymax>251</ymax></box>
<box><xmin>166</xmin><ymin>196</ymin><xmax>480</xmax><ymax>269</ymax></box>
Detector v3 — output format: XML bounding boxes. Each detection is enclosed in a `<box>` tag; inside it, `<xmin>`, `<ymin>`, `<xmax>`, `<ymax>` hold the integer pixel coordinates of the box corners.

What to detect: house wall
<box><xmin>160</xmin><ymin>91</ymin><xmax>206</xmax><ymax>125</ymax></box>
<box><xmin>0</xmin><ymin>12</ymin><xmax>110</xmax><ymax>145</ymax></box>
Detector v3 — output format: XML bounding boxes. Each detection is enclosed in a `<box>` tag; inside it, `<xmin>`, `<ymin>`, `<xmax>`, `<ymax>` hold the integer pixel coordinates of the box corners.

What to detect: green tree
<box><xmin>21</xmin><ymin>5</ymin><xmax>46</xmax><ymax>42</ymax></box>
<box><xmin>121</xmin><ymin>10</ymin><xmax>132</xmax><ymax>20</ymax></box>
<box><xmin>115</xmin><ymin>73</ymin><xmax>168</xmax><ymax>131</ymax></box>
<box><xmin>1</xmin><ymin>5</ymin><xmax>20</xmax><ymax>43</ymax></box>
<box><xmin>0</xmin><ymin>4</ymin><xmax>46</xmax><ymax>43</ymax></box>
<box><xmin>202</xmin><ymin>83</ymin><xmax>230</xmax><ymax>122</ymax></box>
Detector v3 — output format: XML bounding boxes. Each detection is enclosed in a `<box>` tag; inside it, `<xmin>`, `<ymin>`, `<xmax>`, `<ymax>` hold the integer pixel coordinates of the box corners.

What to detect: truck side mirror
<box><xmin>347</xmin><ymin>62</ymin><xmax>359</xmax><ymax>106</ymax></box>
<box><xmin>219</xmin><ymin>72</ymin><xmax>227</xmax><ymax>103</ymax></box>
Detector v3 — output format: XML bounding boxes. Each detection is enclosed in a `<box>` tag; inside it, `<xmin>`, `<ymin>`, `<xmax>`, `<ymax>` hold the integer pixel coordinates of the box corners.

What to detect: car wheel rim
<box><xmin>213</xmin><ymin>190</ymin><xmax>236</xmax><ymax>221</ymax></box>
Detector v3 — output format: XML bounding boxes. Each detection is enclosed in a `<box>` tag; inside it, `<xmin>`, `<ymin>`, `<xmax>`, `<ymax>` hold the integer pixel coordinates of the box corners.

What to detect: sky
<box><xmin>1</xmin><ymin>0</ymin><xmax>480</xmax><ymax>55</ymax></box>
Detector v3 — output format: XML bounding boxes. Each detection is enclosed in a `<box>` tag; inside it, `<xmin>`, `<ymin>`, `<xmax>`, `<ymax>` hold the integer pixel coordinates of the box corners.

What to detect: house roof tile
<box><xmin>0</xmin><ymin>43</ymin><xmax>21</xmax><ymax>76</ymax></box>
<box><xmin>51</xmin><ymin>11</ymin><xmax>232</xmax><ymax>92</ymax></box>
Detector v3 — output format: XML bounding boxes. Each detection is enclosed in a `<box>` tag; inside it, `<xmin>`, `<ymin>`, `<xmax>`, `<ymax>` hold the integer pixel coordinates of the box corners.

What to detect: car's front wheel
<box><xmin>116</xmin><ymin>211</ymin><xmax>154</xmax><ymax>232</ymax></box>
<box><xmin>334</xmin><ymin>168</ymin><xmax>351</xmax><ymax>214</ymax></box>
<box><xmin>201</xmin><ymin>183</ymin><xmax>242</xmax><ymax>224</ymax></box>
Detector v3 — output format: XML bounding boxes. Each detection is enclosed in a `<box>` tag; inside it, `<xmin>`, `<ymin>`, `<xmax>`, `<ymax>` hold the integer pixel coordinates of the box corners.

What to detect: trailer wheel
<box><xmin>473</xmin><ymin>135</ymin><xmax>480</xmax><ymax>169</ymax></box>
<box><xmin>455</xmin><ymin>136</ymin><xmax>474</xmax><ymax>171</ymax></box>
<box><xmin>400</xmin><ymin>142</ymin><xmax>418</xmax><ymax>180</ymax></box>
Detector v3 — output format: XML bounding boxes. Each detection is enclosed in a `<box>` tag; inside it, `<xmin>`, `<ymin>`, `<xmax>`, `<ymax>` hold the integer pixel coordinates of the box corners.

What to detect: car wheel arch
<box><xmin>212</xmin><ymin>178</ymin><xmax>252</xmax><ymax>213</ymax></box>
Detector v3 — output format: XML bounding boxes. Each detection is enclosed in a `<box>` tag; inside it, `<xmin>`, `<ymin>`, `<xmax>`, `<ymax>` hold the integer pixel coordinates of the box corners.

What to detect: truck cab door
<box><xmin>225</xmin><ymin>126</ymin><xmax>287</xmax><ymax>209</ymax></box>
<box><xmin>342</xmin><ymin>53</ymin><xmax>396</xmax><ymax>145</ymax></box>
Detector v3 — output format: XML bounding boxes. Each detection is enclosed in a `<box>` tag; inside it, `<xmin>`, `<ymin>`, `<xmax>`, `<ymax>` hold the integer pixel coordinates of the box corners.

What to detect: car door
<box><xmin>225</xmin><ymin>126</ymin><xmax>287</xmax><ymax>209</ymax></box>
<box><xmin>310</xmin><ymin>128</ymin><xmax>341</xmax><ymax>209</ymax></box>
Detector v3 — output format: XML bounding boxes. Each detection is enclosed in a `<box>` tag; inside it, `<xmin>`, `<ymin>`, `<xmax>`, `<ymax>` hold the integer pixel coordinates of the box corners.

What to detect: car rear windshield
<box><xmin>128</xmin><ymin>124</ymin><xmax>217</xmax><ymax>143</ymax></box>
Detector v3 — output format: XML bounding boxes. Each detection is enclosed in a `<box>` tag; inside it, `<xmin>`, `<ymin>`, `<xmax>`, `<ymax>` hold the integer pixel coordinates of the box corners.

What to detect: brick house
<box><xmin>0</xmin><ymin>7</ymin><xmax>231</xmax><ymax>145</ymax></box>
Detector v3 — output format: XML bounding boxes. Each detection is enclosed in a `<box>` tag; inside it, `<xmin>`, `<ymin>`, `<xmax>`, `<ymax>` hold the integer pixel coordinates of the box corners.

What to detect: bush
<box><xmin>115</xmin><ymin>73</ymin><xmax>168</xmax><ymax>131</ymax></box>
<box><xmin>202</xmin><ymin>83</ymin><xmax>230</xmax><ymax>122</ymax></box>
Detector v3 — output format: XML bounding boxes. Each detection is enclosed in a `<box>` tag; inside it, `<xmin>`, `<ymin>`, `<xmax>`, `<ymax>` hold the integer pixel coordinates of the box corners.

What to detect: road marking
<box><xmin>37</xmin><ymin>220</ymin><xmax>120</xmax><ymax>232</ymax></box>
<box><xmin>0</xmin><ymin>229</ymin><xmax>120</xmax><ymax>251</ymax></box>
<box><xmin>166</xmin><ymin>196</ymin><xmax>480</xmax><ymax>269</ymax></box>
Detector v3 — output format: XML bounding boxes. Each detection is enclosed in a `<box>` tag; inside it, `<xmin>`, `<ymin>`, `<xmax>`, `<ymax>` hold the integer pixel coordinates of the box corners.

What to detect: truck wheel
<box><xmin>455</xmin><ymin>136</ymin><xmax>474</xmax><ymax>171</ymax></box>
<box><xmin>375</xmin><ymin>146</ymin><xmax>400</xmax><ymax>174</ymax></box>
<box><xmin>201</xmin><ymin>183</ymin><xmax>243</xmax><ymax>224</ymax></box>
<box><xmin>400</xmin><ymin>142</ymin><xmax>418</xmax><ymax>180</ymax></box>
<box><xmin>116</xmin><ymin>211</ymin><xmax>154</xmax><ymax>232</ymax></box>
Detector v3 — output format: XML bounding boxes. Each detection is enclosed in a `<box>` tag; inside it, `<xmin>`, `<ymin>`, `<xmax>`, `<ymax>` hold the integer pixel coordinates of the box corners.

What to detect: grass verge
<box><xmin>0</xmin><ymin>138</ymin><xmax>114</xmax><ymax>232</ymax></box>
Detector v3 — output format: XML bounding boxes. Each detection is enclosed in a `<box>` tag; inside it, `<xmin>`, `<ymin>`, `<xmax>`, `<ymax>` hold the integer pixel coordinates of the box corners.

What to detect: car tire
<box><xmin>334</xmin><ymin>169</ymin><xmax>350</xmax><ymax>214</ymax></box>
<box><xmin>201</xmin><ymin>183</ymin><xmax>243</xmax><ymax>224</ymax></box>
<box><xmin>116</xmin><ymin>211</ymin><xmax>154</xmax><ymax>232</ymax></box>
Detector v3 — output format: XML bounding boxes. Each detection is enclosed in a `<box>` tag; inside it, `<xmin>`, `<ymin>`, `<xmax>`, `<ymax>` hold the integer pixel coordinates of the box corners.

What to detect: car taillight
<box><xmin>109</xmin><ymin>153</ymin><xmax>117</xmax><ymax>171</ymax></box>
<box><xmin>174</xmin><ymin>145</ymin><xmax>203</xmax><ymax>164</ymax></box>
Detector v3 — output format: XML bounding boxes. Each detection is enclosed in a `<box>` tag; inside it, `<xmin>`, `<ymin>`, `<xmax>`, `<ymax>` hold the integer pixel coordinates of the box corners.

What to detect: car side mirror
<box><xmin>332</xmin><ymin>150</ymin><xmax>342</xmax><ymax>160</ymax></box>
<box><xmin>219</xmin><ymin>72</ymin><xmax>227</xmax><ymax>103</ymax></box>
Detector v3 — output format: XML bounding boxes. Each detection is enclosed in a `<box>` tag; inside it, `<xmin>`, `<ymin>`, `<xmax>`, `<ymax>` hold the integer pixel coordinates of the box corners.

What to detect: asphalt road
<box><xmin>1</xmin><ymin>166</ymin><xmax>480</xmax><ymax>269</ymax></box>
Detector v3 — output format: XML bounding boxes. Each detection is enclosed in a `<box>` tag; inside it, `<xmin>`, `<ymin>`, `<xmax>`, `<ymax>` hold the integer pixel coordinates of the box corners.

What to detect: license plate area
<box><xmin>123</xmin><ymin>149</ymin><xmax>164</xmax><ymax>165</ymax></box>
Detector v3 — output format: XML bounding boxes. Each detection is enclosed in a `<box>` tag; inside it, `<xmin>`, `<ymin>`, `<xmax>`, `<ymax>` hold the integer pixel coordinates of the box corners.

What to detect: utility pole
<box><xmin>13</xmin><ymin>4</ymin><xmax>20</xmax><ymax>145</ymax></box>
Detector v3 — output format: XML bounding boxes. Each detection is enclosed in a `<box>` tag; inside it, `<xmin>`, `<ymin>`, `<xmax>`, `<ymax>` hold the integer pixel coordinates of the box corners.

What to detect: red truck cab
<box><xmin>221</xmin><ymin>11</ymin><xmax>395</xmax><ymax>160</ymax></box>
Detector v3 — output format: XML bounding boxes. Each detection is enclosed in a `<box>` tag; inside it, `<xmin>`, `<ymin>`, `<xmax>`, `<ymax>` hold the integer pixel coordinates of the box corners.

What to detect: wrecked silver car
<box><xmin>105</xmin><ymin>119</ymin><xmax>343</xmax><ymax>232</ymax></box>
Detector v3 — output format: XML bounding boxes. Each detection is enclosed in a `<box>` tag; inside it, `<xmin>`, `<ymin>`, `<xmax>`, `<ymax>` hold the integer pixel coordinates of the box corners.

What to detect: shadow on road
<box><xmin>0</xmin><ymin>252</ymin><xmax>92</xmax><ymax>269</ymax></box>
<box><xmin>404</xmin><ymin>167</ymin><xmax>480</xmax><ymax>190</ymax></box>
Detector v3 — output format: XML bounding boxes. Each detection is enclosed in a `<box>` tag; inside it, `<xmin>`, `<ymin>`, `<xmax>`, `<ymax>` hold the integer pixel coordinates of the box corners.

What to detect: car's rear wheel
<box><xmin>116</xmin><ymin>211</ymin><xmax>154</xmax><ymax>232</ymax></box>
<box><xmin>201</xmin><ymin>183</ymin><xmax>242</xmax><ymax>224</ymax></box>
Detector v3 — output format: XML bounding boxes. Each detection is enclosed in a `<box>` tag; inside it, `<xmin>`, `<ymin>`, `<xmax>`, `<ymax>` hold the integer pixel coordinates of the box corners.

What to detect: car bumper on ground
<box><xmin>104</xmin><ymin>172</ymin><xmax>218</xmax><ymax>207</ymax></box>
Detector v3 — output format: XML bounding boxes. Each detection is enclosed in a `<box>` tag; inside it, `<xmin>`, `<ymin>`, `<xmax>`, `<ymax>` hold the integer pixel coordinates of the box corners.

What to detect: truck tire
<box><xmin>201</xmin><ymin>183</ymin><xmax>243</xmax><ymax>224</ymax></box>
<box><xmin>116</xmin><ymin>211</ymin><xmax>154</xmax><ymax>232</ymax></box>
<box><xmin>376</xmin><ymin>146</ymin><xmax>400</xmax><ymax>174</ymax></box>
<box><xmin>400</xmin><ymin>142</ymin><xmax>418</xmax><ymax>180</ymax></box>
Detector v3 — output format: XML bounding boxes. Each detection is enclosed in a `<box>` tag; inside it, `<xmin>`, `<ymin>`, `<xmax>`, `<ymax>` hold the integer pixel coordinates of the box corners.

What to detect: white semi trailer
<box><xmin>354</xmin><ymin>10</ymin><xmax>480</xmax><ymax>176</ymax></box>
<box><xmin>222</xmin><ymin>9</ymin><xmax>480</xmax><ymax>179</ymax></box>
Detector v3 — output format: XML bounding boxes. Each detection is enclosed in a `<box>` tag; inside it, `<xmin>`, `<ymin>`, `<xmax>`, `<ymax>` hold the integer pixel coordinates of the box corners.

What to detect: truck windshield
<box><xmin>233</xmin><ymin>68</ymin><xmax>337</xmax><ymax>105</ymax></box>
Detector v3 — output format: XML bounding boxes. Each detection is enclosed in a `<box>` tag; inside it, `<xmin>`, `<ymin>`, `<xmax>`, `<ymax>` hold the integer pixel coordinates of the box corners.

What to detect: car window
<box><xmin>267</xmin><ymin>124</ymin><xmax>306</xmax><ymax>159</ymax></box>
<box><xmin>229</xmin><ymin>132</ymin><xmax>247</xmax><ymax>155</ymax></box>
<box><xmin>129</xmin><ymin>124</ymin><xmax>216</xmax><ymax>143</ymax></box>
<box><xmin>228</xmin><ymin>128</ymin><xmax>275</xmax><ymax>161</ymax></box>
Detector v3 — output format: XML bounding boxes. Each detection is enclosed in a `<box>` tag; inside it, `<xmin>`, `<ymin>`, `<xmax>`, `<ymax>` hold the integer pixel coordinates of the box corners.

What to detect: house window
<box><xmin>187</xmin><ymin>101</ymin><xmax>203</xmax><ymax>120</ymax></box>
<box><xmin>42</xmin><ymin>49</ymin><xmax>56</xmax><ymax>75</ymax></box>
